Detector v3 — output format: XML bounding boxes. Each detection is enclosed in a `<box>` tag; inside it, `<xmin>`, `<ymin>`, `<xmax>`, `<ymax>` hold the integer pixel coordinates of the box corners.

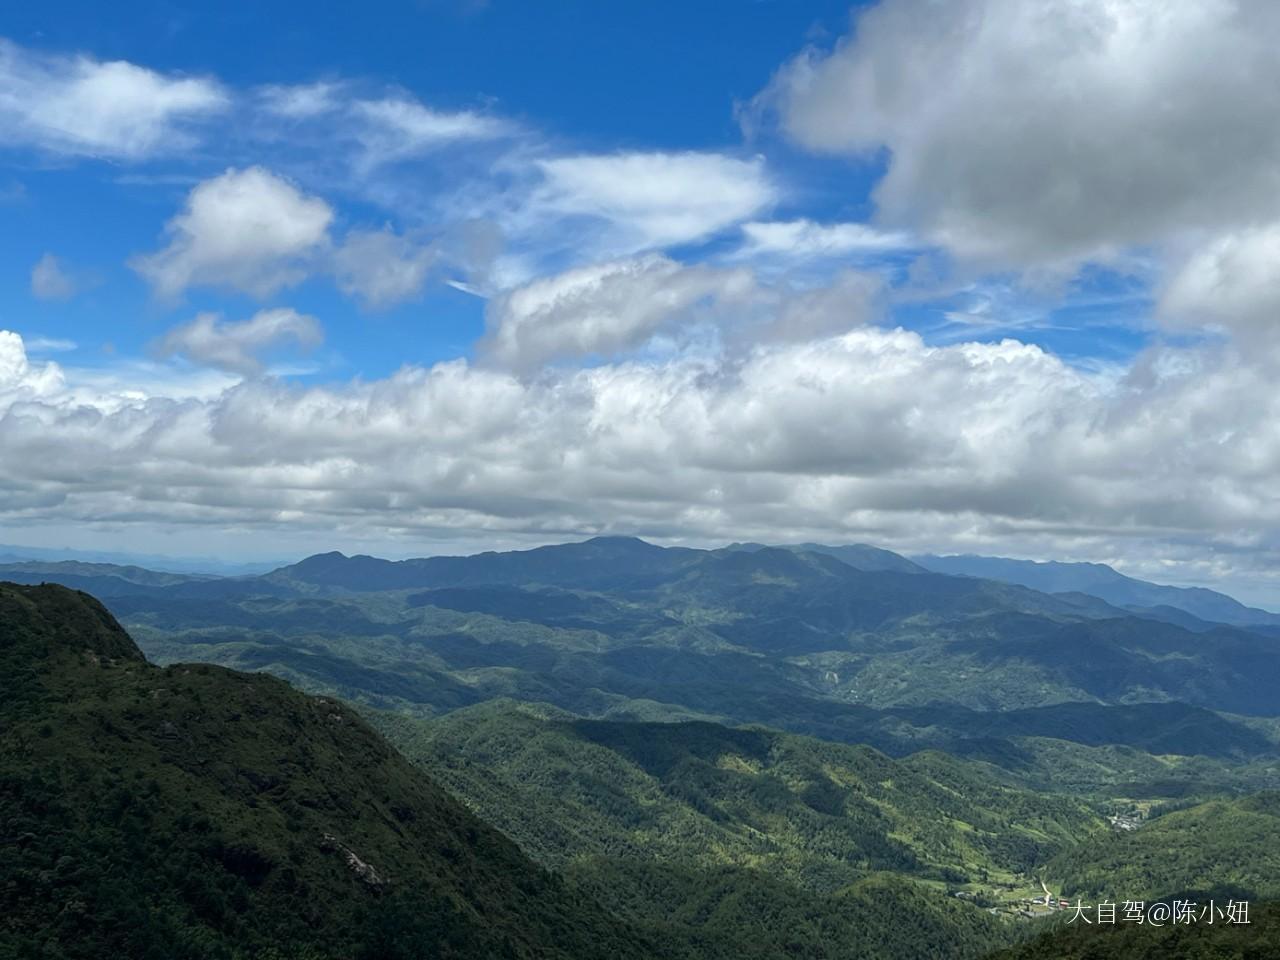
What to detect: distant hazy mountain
<box><xmin>725</xmin><ymin>540</ymin><xmax>927</xmax><ymax>574</ymax></box>
<box><xmin>0</xmin><ymin>541</ymin><xmax>280</xmax><ymax>576</ymax></box>
<box><xmin>915</xmin><ymin>554</ymin><xmax>1280</xmax><ymax>628</ymax></box>
<box><xmin>269</xmin><ymin>534</ymin><xmax>706</xmax><ymax>593</ymax></box>
<box><xmin>0</xmin><ymin>558</ymin><xmax>213</xmax><ymax>587</ymax></box>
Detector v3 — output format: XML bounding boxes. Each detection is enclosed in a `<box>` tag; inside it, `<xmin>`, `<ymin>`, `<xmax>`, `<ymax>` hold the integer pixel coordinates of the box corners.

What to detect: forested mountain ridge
<box><xmin>384</xmin><ymin>701</ymin><xmax>1280</xmax><ymax>959</ymax></box>
<box><xmin>372</xmin><ymin>699</ymin><xmax>1105</xmax><ymax>890</ymax></box>
<box><xmin>982</xmin><ymin>902</ymin><xmax>1280</xmax><ymax>960</ymax></box>
<box><xmin>6</xmin><ymin>537</ymin><xmax>1280</xmax><ymax>762</ymax></box>
<box><xmin>0</xmin><ymin>582</ymin><xmax>655</xmax><ymax>960</ymax></box>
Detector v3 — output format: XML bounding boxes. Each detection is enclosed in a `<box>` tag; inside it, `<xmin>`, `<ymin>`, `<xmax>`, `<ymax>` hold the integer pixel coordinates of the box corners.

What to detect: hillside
<box><xmin>373</xmin><ymin>700</ymin><xmax>1105</xmax><ymax>893</ymax></box>
<box><xmin>981</xmin><ymin>902</ymin><xmax>1280</xmax><ymax>960</ymax></box>
<box><xmin>978</xmin><ymin>792</ymin><xmax>1280</xmax><ymax>959</ymax></box>
<box><xmin>0</xmin><ymin>581</ymin><xmax>1038</xmax><ymax>960</ymax></box>
<box><xmin>1046</xmin><ymin>792</ymin><xmax>1280</xmax><ymax>903</ymax></box>
<box><xmin>12</xmin><ymin>542</ymin><xmax>1280</xmax><ymax>721</ymax></box>
<box><xmin>725</xmin><ymin>541</ymin><xmax>928</xmax><ymax>574</ymax></box>
<box><xmin>374</xmin><ymin>700</ymin><xmax>1027</xmax><ymax>958</ymax></box>
<box><xmin>377</xmin><ymin>702</ymin><xmax>1280</xmax><ymax>958</ymax></box>
<box><xmin>4</xmin><ymin>578</ymin><xmax>1275</xmax><ymax>958</ymax></box>
<box><xmin>0</xmin><ymin>582</ymin><xmax>653</xmax><ymax>960</ymax></box>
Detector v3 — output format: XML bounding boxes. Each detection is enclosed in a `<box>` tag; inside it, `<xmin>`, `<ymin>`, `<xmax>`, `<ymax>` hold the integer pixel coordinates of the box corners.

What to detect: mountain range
<box><xmin>4</xmin><ymin>537</ymin><xmax>1280</xmax><ymax>759</ymax></box>
<box><xmin>4</xmin><ymin>537</ymin><xmax>1279</xmax><ymax>958</ymax></box>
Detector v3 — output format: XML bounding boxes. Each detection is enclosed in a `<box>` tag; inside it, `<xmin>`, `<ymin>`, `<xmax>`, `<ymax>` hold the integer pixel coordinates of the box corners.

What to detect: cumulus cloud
<box><xmin>3</xmin><ymin>323</ymin><xmax>1279</xmax><ymax>554</ymax></box>
<box><xmin>0</xmin><ymin>330</ymin><xmax>65</xmax><ymax>399</ymax></box>
<box><xmin>0</xmin><ymin>38</ymin><xmax>226</xmax><ymax>158</ymax></box>
<box><xmin>480</xmin><ymin>255</ymin><xmax>885</xmax><ymax>370</ymax></box>
<box><xmin>532</xmin><ymin>151</ymin><xmax>776</xmax><ymax>252</ymax></box>
<box><xmin>482</xmin><ymin>255</ymin><xmax>755</xmax><ymax>369</ymax></box>
<box><xmin>131</xmin><ymin>167</ymin><xmax>334</xmax><ymax>300</ymax></box>
<box><xmin>332</xmin><ymin>228</ymin><xmax>438</xmax><ymax>309</ymax></box>
<box><xmin>30</xmin><ymin>253</ymin><xmax>77</xmax><ymax>301</ymax></box>
<box><xmin>154</xmin><ymin>308</ymin><xmax>323</xmax><ymax>375</ymax></box>
<box><xmin>5</xmin><ymin>314</ymin><xmax>1280</xmax><ymax>591</ymax></box>
<box><xmin>760</xmin><ymin>0</ymin><xmax>1280</xmax><ymax>268</ymax></box>
<box><xmin>759</xmin><ymin>269</ymin><xmax>885</xmax><ymax>344</ymax></box>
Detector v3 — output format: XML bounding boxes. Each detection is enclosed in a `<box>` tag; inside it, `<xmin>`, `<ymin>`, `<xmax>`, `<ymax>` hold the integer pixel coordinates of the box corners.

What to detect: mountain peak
<box><xmin>0</xmin><ymin>581</ymin><xmax>144</xmax><ymax>662</ymax></box>
<box><xmin>294</xmin><ymin>550</ymin><xmax>351</xmax><ymax>564</ymax></box>
<box><xmin>580</xmin><ymin>535</ymin><xmax>660</xmax><ymax>551</ymax></box>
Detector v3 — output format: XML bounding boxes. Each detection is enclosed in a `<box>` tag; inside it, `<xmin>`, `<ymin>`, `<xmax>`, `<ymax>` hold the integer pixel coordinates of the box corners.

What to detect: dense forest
<box><xmin>0</xmin><ymin>584</ymin><xmax>652</xmax><ymax>960</ymax></box>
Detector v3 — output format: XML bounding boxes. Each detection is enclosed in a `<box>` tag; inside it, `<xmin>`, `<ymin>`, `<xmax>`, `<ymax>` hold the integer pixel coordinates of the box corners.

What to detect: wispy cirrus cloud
<box><xmin>527</xmin><ymin>151</ymin><xmax>777</xmax><ymax>254</ymax></box>
<box><xmin>733</xmin><ymin>219</ymin><xmax>913</xmax><ymax>262</ymax></box>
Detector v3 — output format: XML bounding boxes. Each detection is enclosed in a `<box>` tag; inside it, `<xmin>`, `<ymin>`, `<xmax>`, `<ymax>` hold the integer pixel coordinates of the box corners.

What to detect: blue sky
<box><xmin>2</xmin><ymin>0</ymin><xmax>1280</xmax><ymax>605</ymax></box>
<box><xmin>2</xmin><ymin>0</ymin><xmax>1147</xmax><ymax>382</ymax></box>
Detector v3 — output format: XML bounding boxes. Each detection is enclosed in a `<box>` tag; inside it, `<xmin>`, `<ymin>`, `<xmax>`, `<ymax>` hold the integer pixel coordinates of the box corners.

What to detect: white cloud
<box><xmin>1160</xmin><ymin>224</ymin><xmax>1280</xmax><ymax>344</ymax></box>
<box><xmin>131</xmin><ymin>167</ymin><xmax>334</xmax><ymax>300</ymax></box>
<box><xmin>760</xmin><ymin>0</ymin><xmax>1280</xmax><ymax>268</ymax></box>
<box><xmin>0</xmin><ymin>38</ymin><xmax>226</xmax><ymax>159</ymax></box>
<box><xmin>482</xmin><ymin>255</ymin><xmax>755</xmax><ymax>370</ymax></box>
<box><xmin>735</xmin><ymin>219</ymin><xmax>913</xmax><ymax>260</ymax></box>
<box><xmin>532</xmin><ymin>151</ymin><xmax>776</xmax><ymax>251</ymax></box>
<box><xmin>353</xmin><ymin>95</ymin><xmax>511</xmax><ymax>168</ymax></box>
<box><xmin>480</xmin><ymin>255</ymin><xmax>882</xmax><ymax>370</ymax></box>
<box><xmin>0</xmin><ymin>330</ymin><xmax>65</xmax><ymax>399</ymax></box>
<box><xmin>30</xmin><ymin>253</ymin><xmax>76</xmax><ymax>301</ymax></box>
<box><xmin>154</xmin><ymin>308</ymin><xmax>323</xmax><ymax>375</ymax></box>
<box><xmin>332</xmin><ymin>228</ymin><xmax>438</xmax><ymax>309</ymax></box>
<box><xmin>257</xmin><ymin>81</ymin><xmax>344</xmax><ymax>118</ymax></box>
<box><xmin>6</xmin><ymin>316</ymin><xmax>1280</xmax><ymax>591</ymax></box>
<box><xmin>760</xmin><ymin>269</ymin><xmax>884</xmax><ymax>344</ymax></box>
<box><xmin>22</xmin><ymin>336</ymin><xmax>77</xmax><ymax>353</ymax></box>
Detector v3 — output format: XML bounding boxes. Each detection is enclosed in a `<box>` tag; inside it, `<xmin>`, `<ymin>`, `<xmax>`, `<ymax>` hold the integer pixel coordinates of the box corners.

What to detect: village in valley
<box><xmin>951</xmin><ymin>805</ymin><xmax>1148</xmax><ymax>920</ymax></box>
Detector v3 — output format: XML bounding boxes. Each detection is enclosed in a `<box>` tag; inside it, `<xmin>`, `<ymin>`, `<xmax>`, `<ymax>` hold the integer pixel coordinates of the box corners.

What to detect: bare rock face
<box><xmin>320</xmin><ymin>833</ymin><xmax>388</xmax><ymax>887</ymax></box>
